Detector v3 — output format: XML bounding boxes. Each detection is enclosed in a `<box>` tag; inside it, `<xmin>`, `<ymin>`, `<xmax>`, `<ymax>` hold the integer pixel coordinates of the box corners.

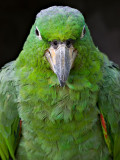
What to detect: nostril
<box><xmin>53</xmin><ymin>40</ymin><xmax>58</xmax><ymax>46</ymax></box>
<box><xmin>66</xmin><ymin>40</ymin><xmax>71</xmax><ymax>48</ymax></box>
<box><xmin>51</xmin><ymin>40</ymin><xmax>58</xmax><ymax>49</ymax></box>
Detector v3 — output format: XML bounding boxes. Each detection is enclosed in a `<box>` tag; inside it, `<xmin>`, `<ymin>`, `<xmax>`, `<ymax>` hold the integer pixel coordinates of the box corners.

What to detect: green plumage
<box><xmin>0</xmin><ymin>6</ymin><xmax>120</xmax><ymax>160</ymax></box>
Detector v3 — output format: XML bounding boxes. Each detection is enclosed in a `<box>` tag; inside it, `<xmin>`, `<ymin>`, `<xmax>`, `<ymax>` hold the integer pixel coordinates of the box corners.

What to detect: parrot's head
<box><xmin>17</xmin><ymin>6</ymin><xmax>101</xmax><ymax>87</ymax></box>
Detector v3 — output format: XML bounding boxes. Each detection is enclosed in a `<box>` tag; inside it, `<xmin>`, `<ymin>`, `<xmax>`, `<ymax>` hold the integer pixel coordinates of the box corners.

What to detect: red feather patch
<box><xmin>100</xmin><ymin>114</ymin><xmax>107</xmax><ymax>133</ymax></box>
<box><xmin>100</xmin><ymin>113</ymin><xmax>111</xmax><ymax>153</ymax></box>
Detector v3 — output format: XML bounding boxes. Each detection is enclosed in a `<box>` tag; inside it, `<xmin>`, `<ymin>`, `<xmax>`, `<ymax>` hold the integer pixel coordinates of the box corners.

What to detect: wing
<box><xmin>98</xmin><ymin>60</ymin><xmax>120</xmax><ymax>160</ymax></box>
<box><xmin>0</xmin><ymin>61</ymin><xmax>20</xmax><ymax>160</ymax></box>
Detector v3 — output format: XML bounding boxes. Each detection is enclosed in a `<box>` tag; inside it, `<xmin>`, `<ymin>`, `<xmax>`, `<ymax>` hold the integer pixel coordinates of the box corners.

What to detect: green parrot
<box><xmin>0</xmin><ymin>6</ymin><xmax>120</xmax><ymax>160</ymax></box>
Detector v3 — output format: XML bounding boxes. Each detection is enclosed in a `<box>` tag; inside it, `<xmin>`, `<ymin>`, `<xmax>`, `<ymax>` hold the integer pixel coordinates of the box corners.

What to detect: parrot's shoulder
<box><xmin>108</xmin><ymin>61</ymin><xmax>120</xmax><ymax>70</ymax></box>
<box><xmin>0</xmin><ymin>61</ymin><xmax>17</xmax><ymax>82</ymax></box>
<box><xmin>101</xmin><ymin>59</ymin><xmax>120</xmax><ymax>89</ymax></box>
<box><xmin>99</xmin><ymin>58</ymin><xmax>120</xmax><ymax>109</ymax></box>
<box><xmin>0</xmin><ymin>61</ymin><xmax>19</xmax><ymax>100</ymax></box>
<box><xmin>0</xmin><ymin>61</ymin><xmax>20</xmax><ymax>160</ymax></box>
<box><xmin>99</xmin><ymin>59</ymin><xmax>120</xmax><ymax>101</ymax></box>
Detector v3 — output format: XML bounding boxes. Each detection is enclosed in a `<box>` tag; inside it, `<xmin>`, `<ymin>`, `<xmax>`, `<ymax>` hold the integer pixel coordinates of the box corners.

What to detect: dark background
<box><xmin>0</xmin><ymin>0</ymin><xmax>120</xmax><ymax>68</ymax></box>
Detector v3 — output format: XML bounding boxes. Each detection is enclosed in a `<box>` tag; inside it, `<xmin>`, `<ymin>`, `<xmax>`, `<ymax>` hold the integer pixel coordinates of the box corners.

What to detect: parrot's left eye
<box><xmin>80</xmin><ymin>25</ymin><xmax>86</xmax><ymax>39</ymax></box>
<box><xmin>35</xmin><ymin>26</ymin><xmax>42</xmax><ymax>40</ymax></box>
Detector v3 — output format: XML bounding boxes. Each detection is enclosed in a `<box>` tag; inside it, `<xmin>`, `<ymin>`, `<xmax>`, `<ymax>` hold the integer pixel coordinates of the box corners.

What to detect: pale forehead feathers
<box><xmin>36</xmin><ymin>6</ymin><xmax>81</xmax><ymax>19</ymax></box>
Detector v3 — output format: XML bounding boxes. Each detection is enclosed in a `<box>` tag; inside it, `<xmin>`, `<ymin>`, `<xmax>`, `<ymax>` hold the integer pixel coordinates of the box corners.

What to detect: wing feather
<box><xmin>98</xmin><ymin>61</ymin><xmax>120</xmax><ymax>159</ymax></box>
<box><xmin>0</xmin><ymin>62</ymin><xmax>20</xmax><ymax>160</ymax></box>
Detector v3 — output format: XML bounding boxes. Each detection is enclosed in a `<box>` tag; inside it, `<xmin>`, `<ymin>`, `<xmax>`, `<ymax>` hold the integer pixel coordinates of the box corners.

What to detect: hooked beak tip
<box><xmin>59</xmin><ymin>80</ymin><xmax>66</xmax><ymax>87</ymax></box>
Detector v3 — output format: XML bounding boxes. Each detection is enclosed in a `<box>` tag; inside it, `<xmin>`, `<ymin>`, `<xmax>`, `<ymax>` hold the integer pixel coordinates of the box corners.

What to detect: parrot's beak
<box><xmin>45</xmin><ymin>43</ymin><xmax>77</xmax><ymax>87</ymax></box>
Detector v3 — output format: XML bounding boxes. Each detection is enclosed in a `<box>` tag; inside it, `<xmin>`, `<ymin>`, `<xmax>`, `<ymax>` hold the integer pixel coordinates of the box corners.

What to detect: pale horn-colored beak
<box><xmin>45</xmin><ymin>42</ymin><xmax>77</xmax><ymax>87</ymax></box>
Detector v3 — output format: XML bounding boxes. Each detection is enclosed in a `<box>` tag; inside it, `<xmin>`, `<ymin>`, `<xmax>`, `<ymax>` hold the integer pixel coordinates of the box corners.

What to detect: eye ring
<box><xmin>80</xmin><ymin>25</ymin><xmax>86</xmax><ymax>39</ymax></box>
<box><xmin>35</xmin><ymin>26</ymin><xmax>42</xmax><ymax>40</ymax></box>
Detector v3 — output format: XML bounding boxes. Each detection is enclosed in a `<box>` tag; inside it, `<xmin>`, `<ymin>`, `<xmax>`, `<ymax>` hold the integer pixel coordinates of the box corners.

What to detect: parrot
<box><xmin>0</xmin><ymin>5</ymin><xmax>120</xmax><ymax>160</ymax></box>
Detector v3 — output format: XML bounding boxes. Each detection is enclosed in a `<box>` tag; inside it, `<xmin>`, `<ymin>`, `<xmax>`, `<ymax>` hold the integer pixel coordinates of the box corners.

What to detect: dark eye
<box><xmin>35</xmin><ymin>27</ymin><xmax>40</xmax><ymax>36</ymax></box>
<box><xmin>51</xmin><ymin>40</ymin><xmax>58</xmax><ymax>49</ymax></box>
<box><xmin>66</xmin><ymin>40</ymin><xmax>72</xmax><ymax>48</ymax></box>
<box><xmin>35</xmin><ymin>26</ymin><xmax>42</xmax><ymax>40</ymax></box>
<box><xmin>80</xmin><ymin>25</ymin><xmax>86</xmax><ymax>39</ymax></box>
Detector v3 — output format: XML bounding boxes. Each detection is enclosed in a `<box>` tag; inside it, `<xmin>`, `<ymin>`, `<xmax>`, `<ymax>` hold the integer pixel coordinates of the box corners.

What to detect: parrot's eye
<box><xmin>80</xmin><ymin>25</ymin><xmax>86</xmax><ymax>39</ymax></box>
<box><xmin>35</xmin><ymin>26</ymin><xmax>42</xmax><ymax>40</ymax></box>
<box><xmin>51</xmin><ymin>40</ymin><xmax>59</xmax><ymax>49</ymax></box>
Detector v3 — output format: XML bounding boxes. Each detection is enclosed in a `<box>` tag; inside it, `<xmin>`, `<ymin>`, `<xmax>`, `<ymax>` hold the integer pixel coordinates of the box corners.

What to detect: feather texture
<box><xmin>0</xmin><ymin>6</ymin><xmax>120</xmax><ymax>160</ymax></box>
<box><xmin>0</xmin><ymin>62</ymin><xmax>19</xmax><ymax>160</ymax></box>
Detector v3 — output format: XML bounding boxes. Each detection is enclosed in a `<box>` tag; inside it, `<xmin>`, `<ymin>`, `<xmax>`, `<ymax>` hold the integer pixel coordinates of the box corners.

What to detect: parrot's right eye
<box><xmin>35</xmin><ymin>26</ymin><xmax>42</xmax><ymax>40</ymax></box>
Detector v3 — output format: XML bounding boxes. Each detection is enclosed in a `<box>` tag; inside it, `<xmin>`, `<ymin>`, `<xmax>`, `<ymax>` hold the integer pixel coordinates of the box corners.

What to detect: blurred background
<box><xmin>0</xmin><ymin>0</ymin><xmax>120</xmax><ymax>68</ymax></box>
